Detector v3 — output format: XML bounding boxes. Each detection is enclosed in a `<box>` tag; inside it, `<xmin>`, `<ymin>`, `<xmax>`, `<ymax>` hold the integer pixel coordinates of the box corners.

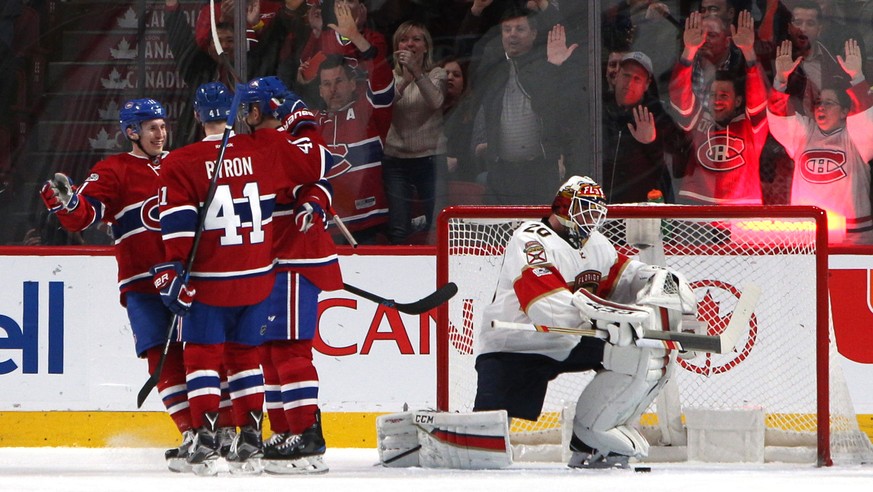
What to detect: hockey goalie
<box><xmin>378</xmin><ymin>176</ymin><xmax>697</xmax><ymax>469</ymax></box>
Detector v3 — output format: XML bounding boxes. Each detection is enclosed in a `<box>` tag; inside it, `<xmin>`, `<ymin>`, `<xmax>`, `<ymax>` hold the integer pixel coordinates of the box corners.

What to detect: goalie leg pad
<box><xmin>376</xmin><ymin>412</ymin><xmax>421</xmax><ymax>467</ymax></box>
<box><xmin>415</xmin><ymin>410</ymin><xmax>512</xmax><ymax>469</ymax></box>
<box><xmin>572</xmin><ymin>346</ymin><xmax>668</xmax><ymax>459</ymax></box>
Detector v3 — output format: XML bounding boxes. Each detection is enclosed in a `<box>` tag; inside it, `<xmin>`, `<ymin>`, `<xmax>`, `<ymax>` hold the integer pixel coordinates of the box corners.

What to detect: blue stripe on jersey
<box><xmin>346</xmin><ymin>137</ymin><xmax>383</xmax><ymax>167</ymax></box>
<box><xmin>161</xmin><ymin>207</ymin><xmax>198</xmax><ymax>237</ymax></box>
<box><xmin>368</xmin><ymin>78</ymin><xmax>395</xmax><ymax>108</ymax></box>
<box><xmin>112</xmin><ymin>200</ymin><xmax>154</xmax><ymax>241</ymax></box>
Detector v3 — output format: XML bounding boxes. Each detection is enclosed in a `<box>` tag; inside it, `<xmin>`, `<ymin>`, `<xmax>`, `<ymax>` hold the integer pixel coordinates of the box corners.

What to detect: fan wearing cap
<box><xmin>602</xmin><ymin>50</ymin><xmax>678</xmax><ymax>203</ymax></box>
<box><xmin>473</xmin><ymin>175</ymin><xmax>679</xmax><ymax>469</ymax></box>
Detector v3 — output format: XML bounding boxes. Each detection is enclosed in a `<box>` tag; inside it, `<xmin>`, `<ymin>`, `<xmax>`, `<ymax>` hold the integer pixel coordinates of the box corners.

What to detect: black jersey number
<box><xmin>523</xmin><ymin>223</ymin><xmax>552</xmax><ymax>238</ymax></box>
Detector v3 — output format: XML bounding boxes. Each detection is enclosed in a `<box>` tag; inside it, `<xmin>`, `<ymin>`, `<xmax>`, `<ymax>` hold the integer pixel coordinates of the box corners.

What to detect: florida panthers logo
<box><xmin>140</xmin><ymin>194</ymin><xmax>162</xmax><ymax>231</ymax></box>
<box><xmin>800</xmin><ymin>149</ymin><xmax>847</xmax><ymax>184</ymax></box>
<box><xmin>678</xmin><ymin>280</ymin><xmax>758</xmax><ymax>376</ymax></box>
<box><xmin>697</xmin><ymin>135</ymin><xmax>746</xmax><ymax>171</ymax></box>
<box><xmin>325</xmin><ymin>144</ymin><xmax>353</xmax><ymax>179</ymax></box>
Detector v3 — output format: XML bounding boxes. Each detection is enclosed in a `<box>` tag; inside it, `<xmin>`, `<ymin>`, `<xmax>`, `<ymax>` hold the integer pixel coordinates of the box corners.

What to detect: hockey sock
<box><xmin>183</xmin><ymin>343</ymin><xmax>223</xmax><ymax>428</ymax></box>
<box><xmin>260</xmin><ymin>344</ymin><xmax>290</xmax><ymax>434</ymax></box>
<box><xmin>224</xmin><ymin>342</ymin><xmax>265</xmax><ymax>427</ymax></box>
<box><xmin>271</xmin><ymin>340</ymin><xmax>319</xmax><ymax>433</ymax></box>
<box><xmin>218</xmin><ymin>365</ymin><xmax>234</xmax><ymax>428</ymax></box>
<box><xmin>147</xmin><ymin>343</ymin><xmax>191</xmax><ymax>432</ymax></box>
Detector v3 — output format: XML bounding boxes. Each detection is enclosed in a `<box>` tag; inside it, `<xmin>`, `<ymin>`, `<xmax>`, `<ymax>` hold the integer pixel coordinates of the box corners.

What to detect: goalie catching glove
<box><xmin>40</xmin><ymin>173</ymin><xmax>79</xmax><ymax>214</ymax></box>
<box><xmin>151</xmin><ymin>261</ymin><xmax>196</xmax><ymax>316</ymax></box>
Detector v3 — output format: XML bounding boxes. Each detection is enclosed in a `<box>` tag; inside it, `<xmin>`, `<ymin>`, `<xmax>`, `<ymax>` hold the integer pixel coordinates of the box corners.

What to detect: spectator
<box><xmin>602</xmin><ymin>51</ymin><xmax>680</xmax><ymax>203</ymax></box>
<box><xmin>311</xmin><ymin>30</ymin><xmax>395</xmax><ymax>243</ymax></box>
<box><xmin>690</xmin><ymin>15</ymin><xmax>746</xmax><ymax>106</ymax></box>
<box><xmin>669</xmin><ymin>10</ymin><xmax>770</xmax><ymax>205</ymax></box>
<box><xmin>382</xmin><ymin>21</ymin><xmax>447</xmax><ymax>244</ymax></box>
<box><xmin>767</xmin><ymin>39</ymin><xmax>873</xmax><ymax>244</ymax></box>
<box><xmin>604</xmin><ymin>50</ymin><xmax>628</xmax><ymax>97</ymax></box>
<box><xmin>699</xmin><ymin>0</ymin><xmax>737</xmax><ymax>24</ymax></box>
<box><xmin>299</xmin><ymin>0</ymin><xmax>388</xmax><ymax>63</ymax></box>
<box><xmin>469</xmin><ymin>8</ymin><xmax>565</xmax><ymax>205</ymax></box>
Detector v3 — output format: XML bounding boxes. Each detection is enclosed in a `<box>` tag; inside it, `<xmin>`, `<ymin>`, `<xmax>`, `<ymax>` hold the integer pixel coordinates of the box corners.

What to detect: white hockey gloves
<box><xmin>376</xmin><ymin>410</ymin><xmax>512</xmax><ymax>469</ymax></box>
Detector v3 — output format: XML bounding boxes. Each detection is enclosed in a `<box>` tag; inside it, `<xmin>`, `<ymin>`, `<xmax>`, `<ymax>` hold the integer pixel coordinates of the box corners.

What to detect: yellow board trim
<box><xmin>1</xmin><ymin>412</ymin><xmax>872</xmax><ymax>448</ymax></box>
<box><xmin>0</xmin><ymin>412</ymin><xmax>379</xmax><ymax>448</ymax></box>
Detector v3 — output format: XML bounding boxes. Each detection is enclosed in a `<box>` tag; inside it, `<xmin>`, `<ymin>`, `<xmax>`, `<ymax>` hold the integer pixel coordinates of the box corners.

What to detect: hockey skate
<box><xmin>226</xmin><ymin>411</ymin><xmax>264</xmax><ymax>475</ymax></box>
<box><xmin>217</xmin><ymin>426</ymin><xmax>237</xmax><ymax>458</ymax></box>
<box><xmin>187</xmin><ymin>412</ymin><xmax>222</xmax><ymax>476</ymax></box>
<box><xmin>567</xmin><ymin>434</ymin><xmax>630</xmax><ymax>470</ymax></box>
<box><xmin>263</xmin><ymin>411</ymin><xmax>329</xmax><ymax>475</ymax></box>
<box><xmin>165</xmin><ymin>429</ymin><xmax>194</xmax><ymax>473</ymax></box>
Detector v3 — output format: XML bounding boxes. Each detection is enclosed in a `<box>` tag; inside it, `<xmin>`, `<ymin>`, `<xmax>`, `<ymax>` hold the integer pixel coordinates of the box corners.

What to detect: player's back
<box><xmin>159</xmin><ymin>132</ymin><xmax>295</xmax><ymax>307</ymax></box>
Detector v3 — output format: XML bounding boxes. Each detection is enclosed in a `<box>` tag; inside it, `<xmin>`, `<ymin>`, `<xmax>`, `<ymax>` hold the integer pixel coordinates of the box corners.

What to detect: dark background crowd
<box><xmin>3</xmin><ymin>0</ymin><xmax>873</xmax><ymax>245</ymax></box>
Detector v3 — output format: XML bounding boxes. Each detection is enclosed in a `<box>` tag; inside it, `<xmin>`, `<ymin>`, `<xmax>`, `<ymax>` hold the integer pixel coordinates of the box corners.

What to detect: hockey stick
<box><xmin>344</xmin><ymin>282</ymin><xmax>458</xmax><ymax>315</ymax></box>
<box><xmin>136</xmin><ymin>88</ymin><xmax>243</xmax><ymax>408</ymax></box>
<box><xmin>492</xmin><ymin>283</ymin><xmax>761</xmax><ymax>354</ymax></box>
<box><xmin>209</xmin><ymin>0</ymin><xmax>243</xmax><ymax>84</ymax></box>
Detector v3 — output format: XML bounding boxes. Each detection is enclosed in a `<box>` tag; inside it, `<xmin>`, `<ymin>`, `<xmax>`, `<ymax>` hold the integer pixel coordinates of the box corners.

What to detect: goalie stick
<box><xmin>344</xmin><ymin>282</ymin><xmax>458</xmax><ymax>315</ymax></box>
<box><xmin>492</xmin><ymin>283</ymin><xmax>761</xmax><ymax>354</ymax></box>
<box><xmin>136</xmin><ymin>86</ymin><xmax>243</xmax><ymax>408</ymax></box>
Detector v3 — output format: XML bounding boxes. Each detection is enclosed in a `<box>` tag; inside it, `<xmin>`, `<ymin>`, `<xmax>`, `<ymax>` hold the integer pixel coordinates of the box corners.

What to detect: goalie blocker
<box><xmin>376</xmin><ymin>410</ymin><xmax>512</xmax><ymax>469</ymax></box>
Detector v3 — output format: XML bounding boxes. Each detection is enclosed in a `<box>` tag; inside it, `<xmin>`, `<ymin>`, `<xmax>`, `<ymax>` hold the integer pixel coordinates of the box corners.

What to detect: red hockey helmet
<box><xmin>551</xmin><ymin>175</ymin><xmax>607</xmax><ymax>240</ymax></box>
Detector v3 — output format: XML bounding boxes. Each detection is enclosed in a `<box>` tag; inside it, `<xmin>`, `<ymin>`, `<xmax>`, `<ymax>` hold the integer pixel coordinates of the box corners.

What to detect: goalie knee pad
<box><xmin>377</xmin><ymin>410</ymin><xmax>512</xmax><ymax>469</ymax></box>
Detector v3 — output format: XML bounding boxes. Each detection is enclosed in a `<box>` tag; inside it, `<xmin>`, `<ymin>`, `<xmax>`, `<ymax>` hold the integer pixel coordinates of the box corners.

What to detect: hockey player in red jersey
<box><xmin>153</xmin><ymin>81</ymin><xmax>327</xmax><ymax>476</ymax></box>
<box><xmin>234</xmin><ymin>75</ymin><xmax>341</xmax><ymax>474</ymax></box>
<box><xmin>38</xmin><ymin>98</ymin><xmax>194</xmax><ymax>472</ymax></box>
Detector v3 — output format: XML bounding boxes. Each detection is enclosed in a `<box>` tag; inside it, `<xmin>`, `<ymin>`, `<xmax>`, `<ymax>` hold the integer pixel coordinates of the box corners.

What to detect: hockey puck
<box><xmin>633</xmin><ymin>466</ymin><xmax>652</xmax><ymax>473</ymax></box>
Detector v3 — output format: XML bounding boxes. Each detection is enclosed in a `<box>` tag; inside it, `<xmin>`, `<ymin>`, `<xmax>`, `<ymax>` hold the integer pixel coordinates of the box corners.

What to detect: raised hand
<box><xmin>731</xmin><ymin>10</ymin><xmax>755</xmax><ymax>58</ymax></box>
<box><xmin>246</xmin><ymin>0</ymin><xmax>260</xmax><ymax>26</ymax></box>
<box><xmin>628</xmin><ymin>105</ymin><xmax>656</xmax><ymax>144</ymax></box>
<box><xmin>547</xmin><ymin>24</ymin><xmax>577</xmax><ymax>66</ymax></box>
<box><xmin>328</xmin><ymin>1</ymin><xmax>357</xmax><ymax>38</ymax></box>
<box><xmin>774</xmin><ymin>39</ymin><xmax>802</xmax><ymax>84</ymax></box>
<box><xmin>682</xmin><ymin>11</ymin><xmax>705</xmax><ymax>59</ymax></box>
<box><xmin>837</xmin><ymin>39</ymin><xmax>863</xmax><ymax>80</ymax></box>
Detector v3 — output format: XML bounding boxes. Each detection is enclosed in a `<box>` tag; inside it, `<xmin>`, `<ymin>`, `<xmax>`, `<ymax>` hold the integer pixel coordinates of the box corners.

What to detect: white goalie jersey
<box><xmin>476</xmin><ymin>219</ymin><xmax>648</xmax><ymax>361</ymax></box>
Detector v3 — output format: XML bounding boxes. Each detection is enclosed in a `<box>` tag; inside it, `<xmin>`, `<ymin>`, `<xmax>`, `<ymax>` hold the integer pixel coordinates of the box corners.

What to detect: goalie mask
<box><xmin>193</xmin><ymin>81</ymin><xmax>233</xmax><ymax>123</ymax></box>
<box><xmin>552</xmin><ymin>176</ymin><xmax>608</xmax><ymax>242</ymax></box>
<box><xmin>119</xmin><ymin>98</ymin><xmax>166</xmax><ymax>139</ymax></box>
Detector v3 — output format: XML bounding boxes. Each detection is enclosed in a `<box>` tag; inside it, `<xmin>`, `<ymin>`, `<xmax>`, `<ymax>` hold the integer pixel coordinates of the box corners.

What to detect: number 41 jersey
<box><xmin>158</xmin><ymin>129</ymin><xmax>326</xmax><ymax>307</ymax></box>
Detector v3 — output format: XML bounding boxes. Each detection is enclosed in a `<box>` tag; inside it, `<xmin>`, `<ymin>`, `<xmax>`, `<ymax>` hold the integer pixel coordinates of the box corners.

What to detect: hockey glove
<box><xmin>294</xmin><ymin>202</ymin><xmax>327</xmax><ymax>233</ymax></box>
<box><xmin>270</xmin><ymin>94</ymin><xmax>317</xmax><ymax>135</ymax></box>
<box><xmin>151</xmin><ymin>262</ymin><xmax>196</xmax><ymax>316</ymax></box>
<box><xmin>40</xmin><ymin>173</ymin><xmax>79</xmax><ymax>214</ymax></box>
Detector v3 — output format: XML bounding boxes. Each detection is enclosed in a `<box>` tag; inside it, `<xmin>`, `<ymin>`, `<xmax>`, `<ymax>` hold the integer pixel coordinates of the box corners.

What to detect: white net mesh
<box><xmin>437</xmin><ymin>205</ymin><xmax>873</xmax><ymax>465</ymax></box>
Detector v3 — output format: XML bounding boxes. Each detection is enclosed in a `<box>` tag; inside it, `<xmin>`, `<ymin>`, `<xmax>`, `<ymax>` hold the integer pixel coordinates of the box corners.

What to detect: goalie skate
<box><xmin>165</xmin><ymin>429</ymin><xmax>194</xmax><ymax>473</ymax></box>
<box><xmin>263</xmin><ymin>412</ymin><xmax>329</xmax><ymax>475</ymax></box>
<box><xmin>567</xmin><ymin>435</ymin><xmax>630</xmax><ymax>470</ymax></box>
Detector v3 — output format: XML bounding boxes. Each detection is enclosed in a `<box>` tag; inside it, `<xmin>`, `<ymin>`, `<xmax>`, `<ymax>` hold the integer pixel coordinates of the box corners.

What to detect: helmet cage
<box><xmin>119</xmin><ymin>98</ymin><xmax>166</xmax><ymax>139</ymax></box>
<box><xmin>553</xmin><ymin>177</ymin><xmax>607</xmax><ymax>240</ymax></box>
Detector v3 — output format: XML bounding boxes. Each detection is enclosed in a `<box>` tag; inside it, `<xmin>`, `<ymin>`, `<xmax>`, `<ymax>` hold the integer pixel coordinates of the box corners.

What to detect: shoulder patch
<box><xmin>524</xmin><ymin>240</ymin><xmax>547</xmax><ymax>265</ymax></box>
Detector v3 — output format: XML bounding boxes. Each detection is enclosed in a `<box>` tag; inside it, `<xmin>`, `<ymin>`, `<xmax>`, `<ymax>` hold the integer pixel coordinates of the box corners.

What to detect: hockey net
<box><xmin>436</xmin><ymin>205</ymin><xmax>873</xmax><ymax>466</ymax></box>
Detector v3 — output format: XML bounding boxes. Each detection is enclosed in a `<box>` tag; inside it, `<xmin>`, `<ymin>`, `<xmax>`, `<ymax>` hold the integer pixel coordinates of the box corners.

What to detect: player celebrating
<box><xmin>153</xmin><ymin>81</ymin><xmax>327</xmax><ymax>476</ymax></box>
<box><xmin>235</xmin><ymin>76</ymin><xmax>341</xmax><ymax>475</ymax></box>
<box><xmin>38</xmin><ymin>99</ymin><xmax>194</xmax><ymax>472</ymax></box>
<box><xmin>473</xmin><ymin>176</ymin><xmax>694</xmax><ymax>469</ymax></box>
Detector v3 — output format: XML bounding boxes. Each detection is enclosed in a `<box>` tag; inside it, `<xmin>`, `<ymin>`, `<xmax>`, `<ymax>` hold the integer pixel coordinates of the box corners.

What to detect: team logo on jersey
<box><xmin>799</xmin><ymin>149</ymin><xmax>847</xmax><ymax>184</ymax></box>
<box><xmin>325</xmin><ymin>144</ymin><xmax>353</xmax><ymax>179</ymax></box>
<box><xmin>85</xmin><ymin>173</ymin><xmax>100</xmax><ymax>182</ymax></box>
<box><xmin>697</xmin><ymin>135</ymin><xmax>746</xmax><ymax>171</ymax></box>
<box><xmin>572</xmin><ymin>270</ymin><xmax>601</xmax><ymax>293</ymax></box>
<box><xmin>523</xmin><ymin>241</ymin><xmax>547</xmax><ymax>265</ymax></box>
<box><xmin>140</xmin><ymin>194</ymin><xmax>162</xmax><ymax>231</ymax></box>
<box><xmin>677</xmin><ymin>280</ymin><xmax>758</xmax><ymax>376</ymax></box>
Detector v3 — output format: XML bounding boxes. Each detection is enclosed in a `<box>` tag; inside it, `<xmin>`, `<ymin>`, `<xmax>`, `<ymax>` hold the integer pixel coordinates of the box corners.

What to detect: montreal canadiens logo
<box><xmin>800</xmin><ymin>149</ymin><xmax>847</xmax><ymax>184</ymax></box>
<box><xmin>697</xmin><ymin>135</ymin><xmax>746</xmax><ymax>171</ymax></box>
<box><xmin>325</xmin><ymin>144</ymin><xmax>353</xmax><ymax>179</ymax></box>
<box><xmin>678</xmin><ymin>280</ymin><xmax>758</xmax><ymax>376</ymax></box>
<box><xmin>140</xmin><ymin>195</ymin><xmax>162</xmax><ymax>231</ymax></box>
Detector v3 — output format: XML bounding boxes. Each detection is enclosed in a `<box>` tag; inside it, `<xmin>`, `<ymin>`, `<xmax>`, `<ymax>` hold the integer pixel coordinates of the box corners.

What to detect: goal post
<box><xmin>436</xmin><ymin>204</ymin><xmax>873</xmax><ymax>466</ymax></box>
